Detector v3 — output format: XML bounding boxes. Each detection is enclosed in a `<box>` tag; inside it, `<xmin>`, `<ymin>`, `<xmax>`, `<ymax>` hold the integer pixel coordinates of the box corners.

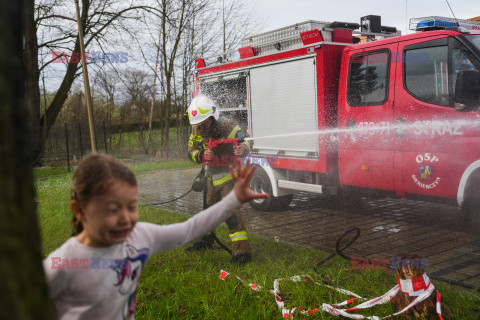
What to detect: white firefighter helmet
<box><xmin>187</xmin><ymin>95</ymin><xmax>219</xmax><ymax>125</ymax></box>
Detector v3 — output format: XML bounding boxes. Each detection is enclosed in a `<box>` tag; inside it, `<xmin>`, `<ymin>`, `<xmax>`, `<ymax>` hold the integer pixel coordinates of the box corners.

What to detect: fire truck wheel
<box><xmin>461</xmin><ymin>198</ymin><xmax>480</xmax><ymax>228</ymax></box>
<box><xmin>461</xmin><ymin>177</ymin><xmax>480</xmax><ymax>228</ymax></box>
<box><xmin>249</xmin><ymin>168</ymin><xmax>293</xmax><ymax>211</ymax></box>
<box><xmin>338</xmin><ymin>188</ymin><xmax>363</xmax><ymax>213</ymax></box>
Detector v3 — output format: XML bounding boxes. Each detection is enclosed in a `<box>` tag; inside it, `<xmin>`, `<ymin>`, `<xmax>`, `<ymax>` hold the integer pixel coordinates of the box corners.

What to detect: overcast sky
<box><xmin>255</xmin><ymin>0</ymin><xmax>479</xmax><ymax>36</ymax></box>
<box><xmin>44</xmin><ymin>0</ymin><xmax>479</xmax><ymax>94</ymax></box>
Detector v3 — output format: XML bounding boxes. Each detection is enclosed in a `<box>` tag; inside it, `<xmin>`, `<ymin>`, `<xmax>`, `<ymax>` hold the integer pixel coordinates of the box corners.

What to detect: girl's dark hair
<box><xmin>71</xmin><ymin>153</ymin><xmax>137</xmax><ymax>236</ymax></box>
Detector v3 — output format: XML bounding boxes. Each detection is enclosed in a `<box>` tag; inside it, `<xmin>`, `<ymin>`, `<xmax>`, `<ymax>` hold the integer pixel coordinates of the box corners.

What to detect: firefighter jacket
<box><xmin>188</xmin><ymin>117</ymin><xmax>252</xmax><ymax>186</ymax></box>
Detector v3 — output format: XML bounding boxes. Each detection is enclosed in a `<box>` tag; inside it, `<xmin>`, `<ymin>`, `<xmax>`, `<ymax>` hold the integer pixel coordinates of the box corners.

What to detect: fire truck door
<box><xmin>338</xmin><ymin>45</ymin><xmax>397</xmax><ymax>192</ymax></box>
<box><xmin>394</xmin><ymin>36</ymin><xmax>480</xmax><ymax>199</ymax></box>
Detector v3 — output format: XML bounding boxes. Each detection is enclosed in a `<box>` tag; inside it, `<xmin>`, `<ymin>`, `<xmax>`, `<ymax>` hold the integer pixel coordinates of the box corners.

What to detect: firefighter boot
<box><xmin>231</xmin><ymin>252</ymin><xmax>251</xmax><ymax>266</ymax></box>
<box><xmin>227</xmin><ymin>214</ymin><xmax>252</xmax><ymax>266</ymax></box>
<box><xmin>185</xmin><ymin>234</ymin><xmax>215</xmax><ymax>252</ymax></box>
<box><xmin>230</xmin><ymin>238</ymin><xmax>252</xmax><ymax>265</ymax></box>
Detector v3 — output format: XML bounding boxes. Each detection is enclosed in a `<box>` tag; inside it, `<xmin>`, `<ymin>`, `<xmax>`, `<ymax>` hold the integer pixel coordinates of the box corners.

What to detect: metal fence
<box><xmin>32</xmin><ymin>122</ymin><xmax>190</xmax><ymax>170</ymax></box>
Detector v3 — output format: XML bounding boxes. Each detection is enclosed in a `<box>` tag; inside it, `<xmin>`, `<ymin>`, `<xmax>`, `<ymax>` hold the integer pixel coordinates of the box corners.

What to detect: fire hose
<box><xmin>143</xmin><ymin>137</ymin><xmax>247</xmax><ymax>254</ymax></box>
<box><xmin>141</xmin><ymin>188</ymin><xmax>193</xmax><ymax>207</ymax></box>
<box><xmin>313</xmin><ymin>227</ymin><xmax>361</xmax><ymax>285</ymax></box>
<box><xmin>140</xmin><ymin>180</ymin><xmax>232</xmax><ymax>254</ymax></box>
<box><xmin>311</xmin><ymin>227</ymin><xmax>477</xmax><ymax>291</ymax></box>
<box><xmin>141</xmin><ymin>137</ymin><xmax>245</xmax><ymax>207</ymax></box>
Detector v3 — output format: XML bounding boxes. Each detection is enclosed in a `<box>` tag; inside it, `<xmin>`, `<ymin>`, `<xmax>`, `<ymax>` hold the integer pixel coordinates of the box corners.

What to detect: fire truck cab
<box><xmin>193</xmin><ymin>16</ymin><xmax>480</xmax><ymax>223</ymax></box>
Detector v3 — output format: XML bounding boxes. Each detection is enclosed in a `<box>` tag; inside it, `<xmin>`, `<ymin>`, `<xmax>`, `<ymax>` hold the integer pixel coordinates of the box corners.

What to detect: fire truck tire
<box><xmin>461</xmin><ymin>175</ymin><xmax>480</xmax><ymax>227</ymax></box>
<box><xmin>249</xmin><ymin>168</ymin><xmax>293</xmax><ymax>211</ymax></box>
<box><xmin>338</xmin><ymin>188</ymin><xmax>363</xmax><ymax>213</ymax></box>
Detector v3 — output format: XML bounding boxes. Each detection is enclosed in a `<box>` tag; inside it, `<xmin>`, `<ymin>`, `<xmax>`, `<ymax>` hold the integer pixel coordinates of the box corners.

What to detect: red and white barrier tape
<box><xmin>219</xmin><ymin>270</ymin><xmax>262</xmax><ymax>291</ymax></box>
<box><xmin>399</xmin><ymin>273</ymin><xmax>430</xmax><ymax>297</ymax></box>
<box><xmin>272</xmin><ymin>274</ymin><xmax>364</xmax><ymax>319</ymax></box>
<box><xmin>437</xmin><ymin>291</ymin><xmax>444</xmax><ymax>320</ymax></box>
<box><xmin>219</xmin><ymin>270</ymin><xmax>443</xmax><ymax>320</ymax></box>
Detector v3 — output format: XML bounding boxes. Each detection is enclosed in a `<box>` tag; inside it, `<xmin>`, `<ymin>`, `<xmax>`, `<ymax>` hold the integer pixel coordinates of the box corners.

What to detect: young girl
<box><xmin>43</xmin><ymin>153</ymin><xmax>268</xmax><ymax>320</ymax></box>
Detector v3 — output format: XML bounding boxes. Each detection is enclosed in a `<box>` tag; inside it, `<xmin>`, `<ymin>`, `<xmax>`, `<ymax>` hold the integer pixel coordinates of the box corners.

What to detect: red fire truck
<box><xmin>192</xmin><ymin>15</ymin><xmax>480</xmax><ymax>222</ymax></box>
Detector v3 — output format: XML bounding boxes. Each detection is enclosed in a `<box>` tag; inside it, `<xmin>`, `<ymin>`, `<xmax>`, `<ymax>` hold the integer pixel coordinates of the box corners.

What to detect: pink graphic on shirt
<box><xmin>112</xmin><ymin>245</ymin><xmax>149</xmax><ymax>320</ymax></box>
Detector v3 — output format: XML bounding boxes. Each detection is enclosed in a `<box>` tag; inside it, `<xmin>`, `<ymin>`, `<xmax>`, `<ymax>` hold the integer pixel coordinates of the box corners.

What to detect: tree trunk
<box><xmin>0</xmin><ymin>1</ymin><xmax>55</xmax><ymax>318</ymax></box>
<box><xmin>161</xmin><ymin>78</ymin><xmax>172</xmax><ymax>157</ymax></box>
<box><xmin>146</xmin><ymin>31</ymin><xmax>162</xmax><ymax>155</ymax></box>
<box><xmin>24</xmin><ymin>0</ymin><xmax>43</xmax><ymax>165</ymax></box>
<box><xmin>139</xmin><ymin>123</ymin><xmax>145</xmax><ymax>155</ymax></box>
<box><xmin>159</xmin><ymin>101</ymin><xmax>165</xmax><ymax>159</ymax></box>
<box><xmin>392</xmin><ymin>255</ymin><xmax>449</xmax><ymax>319</ymax></box>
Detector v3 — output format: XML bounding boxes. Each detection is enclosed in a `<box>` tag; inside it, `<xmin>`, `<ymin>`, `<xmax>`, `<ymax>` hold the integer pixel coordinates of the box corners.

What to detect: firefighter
<box><xmin>186</xmin><ymin>95</ymin><xmax>253</xmax><ymax>265</ymax></box>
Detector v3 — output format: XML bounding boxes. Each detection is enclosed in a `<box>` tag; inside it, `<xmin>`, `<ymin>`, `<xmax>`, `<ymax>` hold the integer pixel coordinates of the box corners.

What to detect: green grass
<box><xmin>37</xmin><ymin>173</ymin><xmax>74</xmax><ymax>255</ymax></box>
<box><xmin>36</xmin><ymin>167</ymin><xmax>480</xmax><ymax>319</ymax></box>
<box><xmin>34</xmin><ymin>166</ymin><xmax>70</xmax><ymax>180</ymax></box>
<box><xmin>34</xmin><ymin>158</ymin><xmax>199</xmax><ymax>179</ymax></box>
<box><xmin>41</xmin><ymin>126</ymin><xmax>189</xmax><ymax>165</ymax></box>
<box><xmin>126</xmin><ymin>159</ymin><xmax>198</xmax><ymax>173</ymax></box>
<box><xmin>108</xmin><ymin>127</ymin><xmax>188</xmax><ymax>157</ymax></box>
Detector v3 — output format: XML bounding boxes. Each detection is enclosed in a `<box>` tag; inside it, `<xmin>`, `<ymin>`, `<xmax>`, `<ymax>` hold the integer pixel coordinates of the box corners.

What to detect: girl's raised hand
<box><xmin>229</xmin><ymin>159</ymin><xmax>269</xmax><ymax>204</ymax></box>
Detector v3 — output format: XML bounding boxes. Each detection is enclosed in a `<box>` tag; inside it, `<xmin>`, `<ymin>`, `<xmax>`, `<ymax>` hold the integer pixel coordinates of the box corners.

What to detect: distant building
<box><xmin>469</xmin><ymin>16</ymin><xmax>480</xmax><ymax>22</ymax></box>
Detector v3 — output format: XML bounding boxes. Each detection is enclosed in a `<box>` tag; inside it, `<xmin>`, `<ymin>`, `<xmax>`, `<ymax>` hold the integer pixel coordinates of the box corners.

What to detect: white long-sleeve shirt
<box><xmin>43</xmin><ymin>191</ymin><xmax>241</xmax><ymax>320</ymax></box>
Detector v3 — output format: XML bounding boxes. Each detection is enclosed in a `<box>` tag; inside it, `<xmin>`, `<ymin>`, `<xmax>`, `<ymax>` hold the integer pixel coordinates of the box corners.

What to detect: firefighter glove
<box><xmin>192</xmin><ymin>168</ymin><xmax>206</xmax><ymax>192</ymax></box>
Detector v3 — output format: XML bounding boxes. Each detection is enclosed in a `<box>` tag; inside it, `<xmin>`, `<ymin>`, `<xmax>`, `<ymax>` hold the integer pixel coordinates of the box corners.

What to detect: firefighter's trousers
<box><xmin>205</xmin><ymin>176</ymin><xmax>251</xmax><ymax>255</ymax></box>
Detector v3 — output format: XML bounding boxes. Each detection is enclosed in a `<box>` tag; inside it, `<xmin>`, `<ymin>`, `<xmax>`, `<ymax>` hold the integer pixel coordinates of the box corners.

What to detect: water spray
<box><xmin>243</xmin><ymin>118</ymin><xmax>480</xmax><ymax>143</ymax></box>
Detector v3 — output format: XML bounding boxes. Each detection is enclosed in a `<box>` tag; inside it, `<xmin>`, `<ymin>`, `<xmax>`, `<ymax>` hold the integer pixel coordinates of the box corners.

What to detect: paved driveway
<box><xmin>138</xmin><ymin>167</ymin><xmax>480</xmax><ymax>288</ymax></box>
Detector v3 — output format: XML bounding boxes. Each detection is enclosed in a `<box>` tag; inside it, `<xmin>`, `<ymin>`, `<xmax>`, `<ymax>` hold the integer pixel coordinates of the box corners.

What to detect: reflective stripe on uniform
<box><xmin>229</xmin><ymin>231</ymin><xmax>248</xmax><ymax>242</ymax></box>
<box><xmin>211</xmin><ymin>172</ymin><xmax>228</xmax><ymax>180</ymax></box>
<box><xmin>227</xmin><ymin>125</ymin><xmax>241</xmax><ymax>139</ymax></box>
<box><xmin>188</xmin><ymin>134</ymin><xmax>203</xmax><ymax>148</ymax></box>
<box><xmin>189</xmin><ymin>134</ymin><xmax>203</xmax><ymax>142</ymax></box>
<box><xmin>191</xmin><ymin>150</ymin><xmax>200</xmax><ymax>160</ymax></box>
<box><xmin>228</xmin><ymin>125</ymin><xmax>251</xmax><ymax>152</ymax></box>
<box><xmin>242</xmin><ymin>140</ymin><xmax>251</xmax><ymax>151</ymax></box>
<box><xmin>212</xmin><ymin>173</ymin><xmax>232</xmax><ymax>186</ymax></box>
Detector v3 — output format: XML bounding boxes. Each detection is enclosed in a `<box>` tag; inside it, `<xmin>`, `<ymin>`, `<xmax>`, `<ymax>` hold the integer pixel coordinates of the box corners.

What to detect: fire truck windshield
<box><xmin>465</xmin><ymin>35</ymin><xmax>480</xmax><ymax>53</ymax></box>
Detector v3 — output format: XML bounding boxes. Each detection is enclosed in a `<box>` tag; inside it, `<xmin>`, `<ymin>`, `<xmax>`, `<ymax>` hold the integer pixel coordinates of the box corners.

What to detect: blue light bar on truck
<box><xmin>410</xmin><ymin>16</ymin><xmax>480</xmax><ymax>31</ymax></box>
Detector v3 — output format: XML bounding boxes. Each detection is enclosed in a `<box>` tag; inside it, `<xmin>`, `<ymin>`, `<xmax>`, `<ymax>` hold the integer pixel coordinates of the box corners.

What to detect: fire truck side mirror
<box><xmin>454</xmin><ymin>70</ymin><xmax>480</xmax><ymax>111</ymax></box>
